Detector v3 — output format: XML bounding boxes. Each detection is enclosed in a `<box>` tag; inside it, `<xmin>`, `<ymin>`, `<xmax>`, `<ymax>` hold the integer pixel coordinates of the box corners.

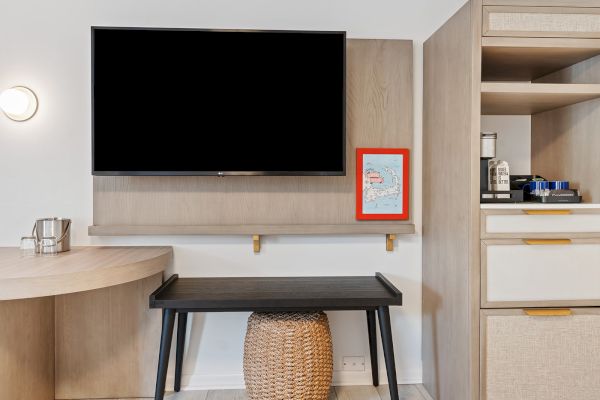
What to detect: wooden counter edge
<box><xmin>0</xmin><ymin>247</ymin><xmax>172</xmax><ymax>301</ymax></box>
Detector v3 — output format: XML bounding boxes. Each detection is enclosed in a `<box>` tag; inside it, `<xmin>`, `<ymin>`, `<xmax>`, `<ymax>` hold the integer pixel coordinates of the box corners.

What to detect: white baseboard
<box><xmin>168</xmin><ymin>367</ymin><xmax>422</xmax><ymax>391</ymax></box>
<box><xmin>167</xmin><ymin>374</ymin><xmax>246</xmax><ymax>391</ymax></box>
<box><xmin>416</xmin><ymin>384</ymin><xmax>435</xmax><ymax>400</ymax></box>
<box><xmin>333</xmin><ymin>367</ymin><xmax>423</xmax><ymax>386</ymax></box>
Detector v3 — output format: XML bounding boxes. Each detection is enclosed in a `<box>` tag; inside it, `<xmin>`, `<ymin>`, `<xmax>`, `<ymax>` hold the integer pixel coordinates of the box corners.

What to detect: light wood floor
<box><xmin>141</xmin><ymin>385</ymin><xmax>432</xmax><ymax>400</ymax></box>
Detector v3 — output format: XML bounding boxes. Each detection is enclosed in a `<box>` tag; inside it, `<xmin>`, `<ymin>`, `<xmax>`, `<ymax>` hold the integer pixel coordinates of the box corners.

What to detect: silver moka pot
<box><xmin>32</xmin><ymin>218</ymin><xmax>71</xmax><ymax>253</ymax></box>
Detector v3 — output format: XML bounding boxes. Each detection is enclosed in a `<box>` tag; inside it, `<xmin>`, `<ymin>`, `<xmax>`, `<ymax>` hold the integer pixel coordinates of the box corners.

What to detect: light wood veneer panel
<box><xmin>55</xmin><ymin>273</ymin><xmax>163</xmax><ymax>399</ymax></box>
<box><xmin>422</xmin><ymin>1</ymin><xmax>481</xmax><ymax>399</ymax></box>
<box><xmin>92</xmin><ymin>39</ymin><xmax>413</xmax><ymax>230</ymax></box>
<box><xmin>532</xmin><ymin>54</ymin><xmax>600</xmax><ymax>203</ymax></box>
<box><xmin>532</xmin><ymin>101</ymin><xmax>600</xmax><ymax>202</ymax></box>
<box><xmin>0</xmin><ymin>297</ymin><xmax>54</xmax><ymax>400</ymax></box>
<box><xmin>0</xmin><ymin>246</ymin><xmax>172</xmax><ymax>300</ymax></box>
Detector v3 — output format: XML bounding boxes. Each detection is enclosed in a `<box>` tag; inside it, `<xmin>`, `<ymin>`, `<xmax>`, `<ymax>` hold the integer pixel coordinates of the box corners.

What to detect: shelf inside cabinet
<box><xmin>481</xmin><ymin>82</ymin><xmax>600</xmax><ymax>115</ymax></box>
<box><xmin>480</xmin><ymin>203</ymin><xmax>600</xmax><ymax>210</ymax></box>
<box><xmin>482</xmin><ymin>37</ymin><xmax>600</xmax><ymax>81</ymax></box>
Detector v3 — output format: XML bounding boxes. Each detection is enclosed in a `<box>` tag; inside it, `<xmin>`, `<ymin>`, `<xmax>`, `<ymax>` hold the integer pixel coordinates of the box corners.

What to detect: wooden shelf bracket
<box><xmin>386</xmin><ymin>234</ymin><xmax>396</xmax><ymax>252</ymax></box>
<box><xmin>252</xmin><ymin>235</ymin><xmax>261</xmax><ymax>253</ymax></box>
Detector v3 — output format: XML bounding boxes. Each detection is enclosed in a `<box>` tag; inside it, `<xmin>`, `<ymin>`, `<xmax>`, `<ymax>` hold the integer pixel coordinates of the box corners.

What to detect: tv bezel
<box><xmin>91</xmin><ymin>26</ymin><xmax>347</xmax><ymax>177</ymax></box>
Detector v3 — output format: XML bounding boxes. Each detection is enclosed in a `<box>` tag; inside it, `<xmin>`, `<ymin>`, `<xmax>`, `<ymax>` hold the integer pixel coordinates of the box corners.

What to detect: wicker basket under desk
<box><xmin>243</xmin><ymin>312</ymin><xmax>333</xmax><ymax>400</ymax></box>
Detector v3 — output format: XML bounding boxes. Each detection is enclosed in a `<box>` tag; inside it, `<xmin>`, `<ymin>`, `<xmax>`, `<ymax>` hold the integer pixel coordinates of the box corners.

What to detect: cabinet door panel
<box><xmin>484</xmin><ymin>6</ymin><xmax>600</xmax><ymax>38</ymax></box>
<box><xmin>482</xmin><ymin>239</ymin><xmax>600</xmax><ymax>308</ymax></box>
<box><xmin>482</xmin><ymin>308</ymin><xmax>600</xmax><ymax>400</ymax></box>
<box><xmin>55</xmin><ymin>273</ymin><xmax>162</xmax><ymax>399</ymax></box>
<box><xmin>481</xmin><ymin>208</ymin><xmax>600</xmax><ymax>239</ymax></box>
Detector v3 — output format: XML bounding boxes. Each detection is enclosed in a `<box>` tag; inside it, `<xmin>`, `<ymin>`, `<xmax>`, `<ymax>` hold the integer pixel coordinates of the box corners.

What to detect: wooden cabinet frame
<box><xmin>424</xmin><ymin>0</ymin><xmax>600</xmax><ymax>399</ymax></box>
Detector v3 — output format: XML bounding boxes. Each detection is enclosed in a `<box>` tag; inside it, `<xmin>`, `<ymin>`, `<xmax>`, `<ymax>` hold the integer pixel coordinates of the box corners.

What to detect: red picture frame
<box><xmin>356</xmin><ymin>148</ymin><xmax>410</xmax><ymax>220</ymax></box>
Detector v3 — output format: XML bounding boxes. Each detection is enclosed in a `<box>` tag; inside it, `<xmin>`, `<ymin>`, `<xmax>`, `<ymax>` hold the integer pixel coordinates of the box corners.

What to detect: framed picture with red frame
<box><xmin>356</xmin><ymin>148</ymin><xmax>409</xmax><ymax>220</ymax></box>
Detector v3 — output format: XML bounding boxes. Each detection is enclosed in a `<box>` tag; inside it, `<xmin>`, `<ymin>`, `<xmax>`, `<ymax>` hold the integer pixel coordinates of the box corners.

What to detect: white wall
<box><xmin>0</xmin><ymin>0</ymin><xmax>466</xmax><ymax>390</ymax></box>
<box><xmin>481</xmin><ymin>116</ymin><xmax>532</xmax><ymax>175</ymax></box>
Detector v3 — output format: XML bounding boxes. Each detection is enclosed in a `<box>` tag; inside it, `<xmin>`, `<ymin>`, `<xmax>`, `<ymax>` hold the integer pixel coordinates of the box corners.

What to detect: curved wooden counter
<box><xmin>0</xmin><ymin>246</ymin><xmax>172</xmax><ymax>300</ymax></box>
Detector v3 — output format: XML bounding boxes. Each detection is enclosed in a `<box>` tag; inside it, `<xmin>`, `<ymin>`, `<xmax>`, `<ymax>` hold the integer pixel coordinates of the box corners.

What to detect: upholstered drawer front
<box><xmin>482</xmin><ymin>309</ymin><xmax>600</xmax><ymax>400</ymax></box>
<box><xmin>484</xmin><ymin>6</ymin><xmax>600</xmax><ymax>38</ymax></box>
<box><xmin>481</xmin><ymin>208</ymin><xmax>600</xmax><ymax>239</ymax></box>
<box><xmin>482</xmin><ymin>239</ymin><xmax>600</xmax><ymax>307</ymax></box>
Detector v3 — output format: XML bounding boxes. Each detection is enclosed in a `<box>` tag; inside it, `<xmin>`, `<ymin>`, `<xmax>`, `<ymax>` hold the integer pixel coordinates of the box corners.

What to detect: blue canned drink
<box><xmin>541</xmin><ymin>181</ymin><xmax>550</xmax><ymax>196</ymax></box>
<box><xmin>549</xmin><ymin>181</ymin><xmax>569</xmax><ymax>190</ymax></box>
<box><xmin>529</xmin><ymin>180</ymin><xmax>549</xmax><ymax>196</ymax></box>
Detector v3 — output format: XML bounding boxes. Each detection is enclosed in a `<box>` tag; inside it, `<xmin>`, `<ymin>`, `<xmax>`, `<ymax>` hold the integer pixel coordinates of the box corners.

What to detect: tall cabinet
<box><xmin>424</xmin><ymin>1</ymin><xmax>600</xmax><ymax>399</ymax></box>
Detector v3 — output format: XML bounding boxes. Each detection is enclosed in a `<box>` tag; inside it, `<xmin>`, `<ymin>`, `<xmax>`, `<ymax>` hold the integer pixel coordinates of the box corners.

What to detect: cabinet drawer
<box><xmin>484</xmin><ymin>6</ymin><xmax>600</xmax><ymax>38</ymax></box>
<box><xmin>482</xmin><ymin>308</ymin><xmax>600</xmax><ymax>400</ymax></box>
<box><xmin>481</xmin><ymin>208</ymin><xmax>600</xmax><ymax>239</ymax></box>
<box><xmin>482</xmin><ymin>239</ymin><xmax>600</xmax><ymax>307</ymax></box>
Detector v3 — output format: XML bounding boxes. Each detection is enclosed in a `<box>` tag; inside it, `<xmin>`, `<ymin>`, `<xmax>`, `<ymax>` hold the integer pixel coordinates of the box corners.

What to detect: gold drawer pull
<box><xmin>524</xmin><ymin>210</ymin><xmax>571</xmax><ymax>215</ymax></box>
<box><xmin>523</xmin><ymin>239</ymin><xmax>572</xmax><ymax>245</ymax></box>
<box><xmin>524</xmin><ymin>309</ymin><xmax>572</xmax><ymax>317</ymax></box>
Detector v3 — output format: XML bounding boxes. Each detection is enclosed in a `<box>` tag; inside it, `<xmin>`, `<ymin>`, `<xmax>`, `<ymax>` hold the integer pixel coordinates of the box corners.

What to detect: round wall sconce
<box><xmin>0</xmin><ymin>86</ymin><xmax>39</xmax><ymax>122</ymax></box>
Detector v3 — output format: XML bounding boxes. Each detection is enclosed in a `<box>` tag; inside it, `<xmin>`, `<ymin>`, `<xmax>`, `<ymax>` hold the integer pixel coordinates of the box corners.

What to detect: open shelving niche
<box><xmin>482</xmin><ymin>37</ymin><xmax>600</xmax><ymax>81</ymax></box>
<box><xmin>89</xmin><ymin>39</ymin><xmax>416</xmax><ymax>252</ymax></box>
<box><xmin>481</xmin><ymin>36</ymin><xmax>600</xmax><ymax>206</ymax></box>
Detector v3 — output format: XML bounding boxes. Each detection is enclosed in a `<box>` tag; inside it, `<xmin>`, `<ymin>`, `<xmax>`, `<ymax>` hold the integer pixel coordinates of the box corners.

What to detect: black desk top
<box><xmin>150</xmin><ymin>273</ymin><xmax>402</xmax><ymax>312</ymax></box>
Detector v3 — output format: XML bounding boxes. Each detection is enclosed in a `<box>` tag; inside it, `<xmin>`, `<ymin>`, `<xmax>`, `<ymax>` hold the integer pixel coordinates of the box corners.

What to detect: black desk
<box><xmin>150</xmin><ymin>273</ymin><xmax>403</xmax><ymax>400</ymax></box>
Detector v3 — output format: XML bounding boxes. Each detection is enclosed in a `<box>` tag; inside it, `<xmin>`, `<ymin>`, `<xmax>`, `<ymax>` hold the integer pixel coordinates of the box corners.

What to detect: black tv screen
<box><xmin>92</xmin><ymin>27</ymin><xmax>346</xmax><ymax>176</ymax></box>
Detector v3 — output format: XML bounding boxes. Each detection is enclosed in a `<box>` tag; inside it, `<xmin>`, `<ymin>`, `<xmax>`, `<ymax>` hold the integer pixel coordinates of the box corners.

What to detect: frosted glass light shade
<box><xmin>0</xmin><ymin>87</ymin><xmax>38</xmax><ymax>121</ymax></box>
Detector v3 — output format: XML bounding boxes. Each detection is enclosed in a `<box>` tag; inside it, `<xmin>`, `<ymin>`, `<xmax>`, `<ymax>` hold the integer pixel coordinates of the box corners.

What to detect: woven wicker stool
<box><xmin>243</xmin><ymin>312</ymin><xmax>333</xmax><ymax>400</ymax></box>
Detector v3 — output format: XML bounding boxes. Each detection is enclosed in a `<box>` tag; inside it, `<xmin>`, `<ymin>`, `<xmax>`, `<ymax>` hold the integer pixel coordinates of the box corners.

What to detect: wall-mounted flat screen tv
<box><xmin>92</xmin><ymin>27</ymin><xmax>346</xmax><ymax>176</ymax></box>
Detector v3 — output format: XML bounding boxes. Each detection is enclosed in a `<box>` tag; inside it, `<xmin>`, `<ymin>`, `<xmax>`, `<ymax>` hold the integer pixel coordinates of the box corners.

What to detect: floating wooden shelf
<box><xmin>481</xmin><ymin>82</ymin><xmax>600</xmax><ymax>115</ymax></box>
<box><xmin>88</xmin><ymin>224</ymin><xmax>416</xmax><ymax>236</ymax></box>
<box><xmin>482</xmin><ymin>37</ymin><xmax>600</xmax><ymax>81</ymax></box>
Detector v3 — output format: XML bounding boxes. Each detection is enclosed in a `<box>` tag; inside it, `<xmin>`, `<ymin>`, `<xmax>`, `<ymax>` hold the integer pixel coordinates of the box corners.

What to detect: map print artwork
<box><xmin>363</xmin><ymin>154</ymin><xmax>403</xmax><ymax>213</ymax></box>
<box><xmin>356</xmin><ymin>148</ymin><xmax>409</xmax><ymax>220</ymax></box>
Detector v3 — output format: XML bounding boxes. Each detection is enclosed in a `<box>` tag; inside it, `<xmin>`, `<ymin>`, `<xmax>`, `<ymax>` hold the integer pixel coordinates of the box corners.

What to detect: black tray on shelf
<box><xmin>529</xmin><ymin>189</ymin><xmax>582</xmax><ymax>203</ymax></box>
<box><xmin>481</xmin><ymin>190</ymin><xmax>524</xmax><ymax>203</ymax></box>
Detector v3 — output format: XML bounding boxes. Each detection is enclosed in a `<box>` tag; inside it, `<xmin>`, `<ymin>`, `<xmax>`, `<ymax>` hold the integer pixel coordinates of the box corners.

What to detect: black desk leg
<box><xmin>175</xmin><ymin>312</ymin><xmax>188</xmax><ymax>392</ymax></box>
<box><xmin>155</xmin><ymin>309</ymin><xmax>176</xmax><ymax>400</ymax></box>
<box><xmin>366</xmin><ymin>310</ymin><xmax>379</xmax><ymax>386</ymax></box>
<box><xmin>378</xmin><ymin>306</ymin><xmax>399</xmax><ymax>400</ymax></box>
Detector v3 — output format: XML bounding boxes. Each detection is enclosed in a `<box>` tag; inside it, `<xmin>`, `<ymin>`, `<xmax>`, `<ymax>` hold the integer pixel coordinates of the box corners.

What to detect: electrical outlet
<box><xmin>342</xmin><ymin>356</ymin><xmax>365</xmax><ymax>371</ymax></box>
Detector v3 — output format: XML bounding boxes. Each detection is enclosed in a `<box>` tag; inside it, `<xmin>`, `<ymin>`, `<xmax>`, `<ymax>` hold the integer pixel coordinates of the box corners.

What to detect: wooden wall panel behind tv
<box><xmin>92</xmin><ymin>39</ymin><xmax>413</xmax><ymax>229</ymax></box>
